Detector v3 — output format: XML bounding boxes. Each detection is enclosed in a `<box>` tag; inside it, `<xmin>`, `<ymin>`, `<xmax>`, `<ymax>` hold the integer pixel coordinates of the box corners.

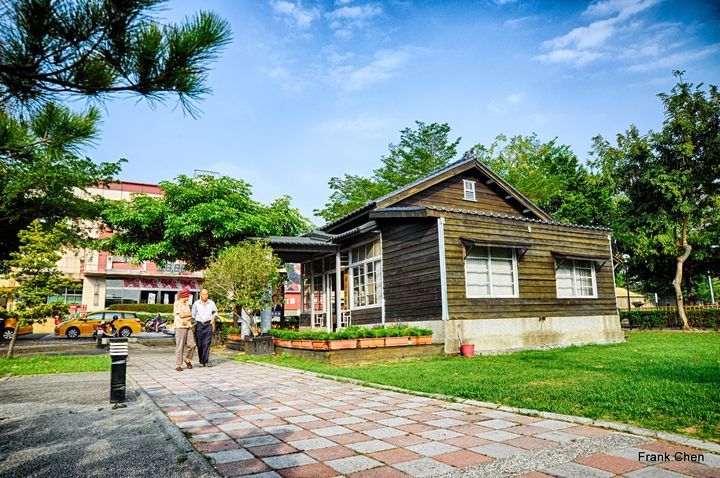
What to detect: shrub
<box><xmin>268</xmin><ymin>325</ymin><xmax>432</xmax><ymax>340</ymax></box>
<box><xmin>619</xmin><ymin>308</ymin><xmax>720</xmax><ymax>330</ymax></box>
<box><xmin>107</xmin><ymin>304</ymin><xmax>174</xmax><ymax>313</ymax></box>
<box><xmin>226</xmin><ymin>327</ymin><xmax>241</xmax><ymax>335</ymax></box>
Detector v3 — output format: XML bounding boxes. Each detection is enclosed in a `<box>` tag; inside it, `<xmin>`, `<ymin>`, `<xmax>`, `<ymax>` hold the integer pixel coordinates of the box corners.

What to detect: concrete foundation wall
<box><xmin>399</xmin><ymin>315</ymin><xmax>623</xmax><ymax>355</ymax></box>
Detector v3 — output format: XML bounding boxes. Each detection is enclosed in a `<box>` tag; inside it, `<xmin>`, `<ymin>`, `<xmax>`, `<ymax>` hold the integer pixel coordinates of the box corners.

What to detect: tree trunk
<box><xmin>673</xmin><ymin>220</ymin><xmax>692</xmax><ymax>330</ymax></box>
<box><xmin>6</xmin><ymin>326</ymin><xmax>18</xmax><ymax>359</ymax></box>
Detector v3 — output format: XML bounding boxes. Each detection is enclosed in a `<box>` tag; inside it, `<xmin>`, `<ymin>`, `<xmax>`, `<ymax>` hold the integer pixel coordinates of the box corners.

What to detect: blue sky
<box><xmin>88</xmin><ymin>0</ymin><xmax>720</xmax><ymax>225</ymax></box>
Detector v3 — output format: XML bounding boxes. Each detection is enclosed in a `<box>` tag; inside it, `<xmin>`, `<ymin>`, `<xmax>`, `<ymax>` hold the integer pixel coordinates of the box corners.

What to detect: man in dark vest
<box><xmin>192</xmin><ymin>288</ymin><xmax>217</xmax><ymax>367</ymax></box>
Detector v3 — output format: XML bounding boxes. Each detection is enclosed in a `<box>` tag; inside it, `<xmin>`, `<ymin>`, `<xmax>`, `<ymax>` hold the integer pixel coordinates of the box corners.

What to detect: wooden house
<box><xmin>267</xmin><ymin>157</ymin><xmax>623</xmax><ymax>354</ymax></box>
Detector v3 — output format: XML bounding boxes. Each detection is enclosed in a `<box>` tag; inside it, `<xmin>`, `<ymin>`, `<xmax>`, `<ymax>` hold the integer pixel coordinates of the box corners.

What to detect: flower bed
<box><xmin>269</xmin><ymin>325</ymin><xmax>432</xmax><ymax>351</ymax></box>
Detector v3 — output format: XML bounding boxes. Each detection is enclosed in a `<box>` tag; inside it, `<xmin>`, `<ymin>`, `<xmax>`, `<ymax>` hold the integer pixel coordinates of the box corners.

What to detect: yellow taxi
<box><xmin>55</xmin><ymin>311</ymin><xmax>142</xmax><ymax>339</ymax></box>
<box><xmin>2</xmin><ymin>317</ymin><xmax>33</xmax><ymax>340</ymax></box>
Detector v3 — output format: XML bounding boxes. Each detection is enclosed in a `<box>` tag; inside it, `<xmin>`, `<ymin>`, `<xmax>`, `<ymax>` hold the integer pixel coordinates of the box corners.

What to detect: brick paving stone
<box><xmin>252</xmin><ymin>419</ymin><xmax>287</xmax><ymax>428</ymax></box>
<box><xmin>449</xmin><ymin>423</ymin><xmax>493</xmax><ymax>435</ymax></box>
<box><xmin>533</xmin><ymin>419</ymin><xmax>574</xmax><ymax>430</ymax></box>
<box><xmin>389</xmin><ymin>409</ymin><xmax>422</xmax><ymax>417</ymax></box>
<box><xmin>330</xmin><ymin>416</ymin><xmax>366</xmax><ymax>425</ymax></box>
<box><xmin>206</xmin><ymin>448</ymin><xmax>255</xmax><ymax>463</ymax></box>
<box><xmin>504</xmin><ymin>425</ymin><xmax>547</xmax><ymax>436</ymax></box>
<box><xmin>470</xmin><ymin>443</ymin><xmax>527</xmax><ymax>459</ymax></box>
<box><xmin>397</xmin><ymin>423</ymin><xmax>437</xmax><ymax>434</ymax></box>
<box><xmin>287</xmin><ymin>437</ymin><xmax>337</xmax><ymax>451</ymax></box>
<box><xmin>658</xmin><ymin>460</ymin><xmax>720</xmax><ymax>478</ymax></box>
<box><xmin>244</xmin><ymin>413</ymin><xmax>277</xmax><ymax>421</ymax></box>
<box><xmin>625</xmin><ymin>467</ymin><xmax>690</xmax><ymax>478</ymax></box>
<box><xmin>363</xmin><ymin>427</ymin><xmax>407</xmax><ymax>439</ymax></box>
<box><xmin>196</xmin><ymin>439</ymin><xmax>241</xmax><ymax>453</ymax></box>
<box><xmin>346</xmin><ymin>421</ymin><xmax>385</xmax><ymax>432</ymax></box>
<box><xmin>383</xmin><ymin>434</ymin><xmax>430</xmax><ymax>447</ymax></box>
<box><xmin>328</xmin><ymin>432</ymin><xmax>375</xmax><ymax>445</ymax></box>
<box><xmin>314</xmin><ymin>426</ymin><xmax>355</xmax><ymax>437</ymax></box>
<box><xmin>299</xmin><ymin>420</ymin><xmax>338</xmax><ymax>430</ymax></box>
<box><xmin>227</xmin><ymin>427</ymin><xmax>270</xmax><ymax>439</ymax></box>
<box><xmin>563</xmin><ymin>426</ymin><xmax>613</xmax><ymax>437</ymax></box>
<box><xmin>347</xmin><ymin>439</ymin><xmax>397</xmax><ymax>453</ymax></box>
<box><xmin>480</xmin><ymin>419</ymin><xmax>519</xmax><ymax>429</ymax></box>
<box><xmin>239</xmin><ymin>472</ymin><xmax>282</xmax><ymax>478</ymax></box>
<box><xmin>575</xmin><ymin>454</ymin><xmax>647</xmax><ymax>474</ymax></box>
<box><xmin>261</xmin><ymin>453</ymin><xmax>317</xmax><ymax>470</ymax></box>
<box><xmin>177</xmin><ymin>419</ymin><xmax>211</xmax><ymax>429</ymax></box>
<box><xmin>305</xmin><ymin>445</ymin><xmax>356</xmax><ymax>462</ymax></box>
<box><xmin>219</xmin><ymin>422</ymin><xmax>258</xmax><ymax>432</ymax></box>
<box><xmin>433</xmin><ymin>449</ymin><xmax>493</xmax><ymax>468</ymax></box>
<box><xmin>392</xmin><ymin>458</ymin><xmax>456</xmax><ymax>478</ymax></box>
<box><xmin>637</xmin><ymin>442</ymin><xmax>709</xmax><ymax>458</ymax></box>
<box><xmin>441</xmin><ymin>435</ymin><xmax>493</xmax><ymax>449</ymax></box>
<box><xmin>277</xmin><ymin>462</ymin><xmax>339</xmax><ymax>478</ymax></box>
<box><xmin>325</xmin><ymin>455</ymin><xmax>384</xmax><ymax>475</ymax></box>
<box><xmin>286</xmin><ymin>415</ymin><xmax>321</xmax><ymax>424</ymax></box>
<box><xmin>347</xmin><ymin>466</ymin><xmax>412</xmax><ymax>478</ymax></box>
<box><xmin>505</xmin><ymin>415</ymin><xmax>542</xmax><ymax>425</ymax></box>
<box><xmin>513</xmin><ymin>472</ymin><xmax>555</xmax><ymax>478</ymax></box>
<box><xmin>250</xmin><ymin>444</ymin><xmax>300</xmax><ymax>458</ymax></box>
<box><xmin>369</xmin><ymin>448</ymin><xmax>423</xmax><ymax>465</ymax></box>
<box><xmin>534</xmin><ymin>431</ymin><xmax>582</xmax><ymax>443</ymax></box>
<box><xmin>418</xmin><ymin>429</ymin><xmax>463</xmax><ymax>441</ymax></box>
<box><xmin>541</xmin><ymin>462</ymin><xmax>615</xmax><ymax>478</ymax></box>
<box><xmin>192</xmin><ymin>432</ymin><xmax>230</xmax><ymax>443</ymax></box>
<box><xmin>476</xmin><ymin>430</ymin><xmax>522</xmax><ymax>442</ymax></box>
<box><xmin>346</xmin><ymin>409</ymin><xmax>375</xmax><ymax>416</ymax></box>
<box><xmin>265</xmin><ymin>424</ymin><xmax>303</xmax><ymax>435</ymax></box>
<box><xmin>505</xmin><ymin>436</ymin><xmax>557</xmax><ymax>451</ymax></box>
<box><xmin>377</xmin><ymin>417</ymin><xmax>416</xmax><ymax>427</ymax></box>
<box><xmin>425</xmin><ymin>418</ymin><xmax>467</xmax><ymax>428</ymax></box>
<box><xmin>240</xmin><ymin>435</ymin><xmax>282</xmax><ymax>448</ymax></box>
<box><xmin>407</xmin><ymin>441</ymin><xmax>461</xmax><ymax>457</ymax></box>
<box><xmin>216</xmin><ymin>458</ymin><xmax>271</xmax><ymax>477</ymax></box>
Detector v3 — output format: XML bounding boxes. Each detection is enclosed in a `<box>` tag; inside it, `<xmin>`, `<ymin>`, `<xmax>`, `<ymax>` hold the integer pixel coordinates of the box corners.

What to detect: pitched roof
<box><xmin>319</xmin><ymin>155</ymin><xmax>553</xmax><ymax>232</ymax></box>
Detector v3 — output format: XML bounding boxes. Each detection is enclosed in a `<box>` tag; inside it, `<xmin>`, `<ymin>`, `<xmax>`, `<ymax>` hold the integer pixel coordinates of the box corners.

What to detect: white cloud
<box><xmin>487</xmin><ymin>92</ymin><xmax>526</xmax><ymax>114</ymax></box>
<box><xmin>494</xmin><ymin>0</ymin><xmax>519</xmax><ymax>4</ymax></box>
<box><xmin>625</xmin><ymin>43</ymin><xmax>720</xmax><ymax>72</ymax></box>
<box><xmin>504</xmin><ymin>15</ymin><xmax>537</xmax><ymax>27</ymax></box>
<box><xmin>506</xmin><ymin>92</ymin><xmax>525</xmax><ymax>104</ymax></box>
<box><xmin>270</xmin><ymin>0</ymin><xmax>319</xmax><ymax>29</ymax></box>
<box><xmin>326</xmin><ymin>4</ymin><xmax>383</xmax><ymax>38</ymax></box>
<box><xmin>329</xmin><ymin>47</ymin><xmax>414</xmax><ymax>91</ymax></box>
<box><xmin>536</xmin><ymin>0</ymin><xmax>661</xmax><ymax>67</ymax></box>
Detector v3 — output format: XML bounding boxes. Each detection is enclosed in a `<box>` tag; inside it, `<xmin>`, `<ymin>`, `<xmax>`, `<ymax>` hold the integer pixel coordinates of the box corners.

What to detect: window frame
<box><xmin>463</xmin><ymin>179</ymin><xmax>477</xmax><ymax>201</ymax></box>
<box><xmin>349</xmin><ymin>239</ymin><xmax>383</xmax><ymax>310</ymax></box>
<box><xmin>555</xmin><ymin>258</ymin><xmax>598</xmax><ymax>299</ymax></box>
<box><xmin>464</xmin><ymin>245</ymin><xmax>520</xmax><ymax>298</ymax></box>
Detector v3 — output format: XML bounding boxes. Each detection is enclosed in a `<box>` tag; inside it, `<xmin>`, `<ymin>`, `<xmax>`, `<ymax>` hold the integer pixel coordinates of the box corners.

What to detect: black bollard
<box><xmin>109</xmin><ymin>337</ymin><xmax>128</xmax><ymax>403</ymax></box>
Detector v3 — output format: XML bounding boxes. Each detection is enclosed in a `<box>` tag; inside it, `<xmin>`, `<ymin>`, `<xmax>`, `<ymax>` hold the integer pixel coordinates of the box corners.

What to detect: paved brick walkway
<box><xmin>128</xmin><ymin>354</ymin><xmax>720</xmax><ymax>478</ymax></box>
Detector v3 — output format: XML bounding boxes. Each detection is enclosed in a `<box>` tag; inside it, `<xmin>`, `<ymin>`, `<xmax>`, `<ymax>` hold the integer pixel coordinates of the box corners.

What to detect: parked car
<box><xmin>2</xmin><ymin>317</ymin><xmax>33</xmax><ymax>340</ymax></box>
<box><xmin>55</xmin><ymin>311</ymin><xmax>142</xmax><ymax>339</ymax></box>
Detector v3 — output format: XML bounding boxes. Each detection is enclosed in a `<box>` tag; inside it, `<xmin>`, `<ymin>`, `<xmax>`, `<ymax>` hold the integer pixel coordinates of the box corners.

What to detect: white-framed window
<box><xmin>463</xmin><ymin>179</ymin><xmax>477</xmax><ymax>201</ymax></box>
<box><xmin>350</xmin><ymin>240</ymin><xmax>382</xmax><ymax>308</ymax></box>
<box><xmin>556</xmin><ymin>259</ymin><xmax>597</xmax><ymax>298</ymax></box>
<box><xmin>465</xmin><ymin>246</ymin><xmax>519</xmax><ymax>298</ymax></box>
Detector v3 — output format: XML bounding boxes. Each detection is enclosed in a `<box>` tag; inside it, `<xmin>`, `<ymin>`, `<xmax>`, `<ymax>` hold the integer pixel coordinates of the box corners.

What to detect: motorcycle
<box><xmin>94</xmin><ymin>319</ymin><xmax>118</xmax><ymax>339</ymax></box>
<box><xmin>144</xmin><ymin>315</ymin><xmax>166</xmax><ymax>333</ymax></box>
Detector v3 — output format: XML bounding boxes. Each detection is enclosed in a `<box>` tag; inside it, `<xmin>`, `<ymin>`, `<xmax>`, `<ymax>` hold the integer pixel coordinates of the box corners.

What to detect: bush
<box><xmin>619</xmin><ymin>308</ymin><xmax>720</xmax><ymax>330</ymax></box>
<box><xmin>107</xmin><ymin>304</ymin><xmax>174</xmax><ymax>313</ymax></box>
<box><xmin>268</xmin><ymin>325</ymin><xmax>432</xmax><ymax>340</ymax></box>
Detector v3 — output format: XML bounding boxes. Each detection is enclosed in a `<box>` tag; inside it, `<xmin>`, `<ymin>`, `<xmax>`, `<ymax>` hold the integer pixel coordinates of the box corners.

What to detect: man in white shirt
<box><xmin>192</xmin><ymin>288</ymin><xmax>217</xmax><ymax>367</ymax></box>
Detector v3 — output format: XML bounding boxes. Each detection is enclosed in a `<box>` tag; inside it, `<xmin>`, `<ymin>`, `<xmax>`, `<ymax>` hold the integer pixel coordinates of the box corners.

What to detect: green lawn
<box><xmin>0</xmin><ymin>355</ymin><xmax>110</xmax><ymax>376</ymax></box>
<box><xmin>237</xmin><ymin>332</ymin><xmax>720</xmax><ymax>442</ymax></box>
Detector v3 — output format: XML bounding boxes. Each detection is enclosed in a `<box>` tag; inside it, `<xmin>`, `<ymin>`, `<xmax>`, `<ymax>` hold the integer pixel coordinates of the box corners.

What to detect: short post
<box><xmin>109</xmin><ymin>337</ymin><xmax>129</xmax><ymax>403</ymax></box>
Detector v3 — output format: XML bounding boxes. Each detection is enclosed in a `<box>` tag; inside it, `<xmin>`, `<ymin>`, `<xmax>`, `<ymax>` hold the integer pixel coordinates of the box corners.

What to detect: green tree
<box><xmin>0</xmin><ymin>0</ymin><xmax>231</xmax><ymax>115</ymax></box>
<box><xmin>315</xmin><ymin>121</ymin><xmax>460</xmax><ymax>222</ymax></box>
<box><xmin>473</xmin><ymin>133</ymin><xmax>614</xmax><ymax>227</ymax></box>
<box><xmin>592</xmin><ymin>72</ymin><xmax>720</xmax><ymax>328</ymax></box>
<box><xmin>202</xmin><ymin>240</ymin><xmax>284</xmax><ymax>336</ymax></box>
<box><xmin>98</xmin><ymin>175</ymin><xmax>312</xmax><ymax>271</ymax></box>
<box><xmin>0</xmin><ymin>0</ymin><xmax>231</xmax><ymax>264</ymax></box>
<box><xmin>4</xmin><ymin>219</ymin><xmax>75</xmax><ymax>358</ymax></box>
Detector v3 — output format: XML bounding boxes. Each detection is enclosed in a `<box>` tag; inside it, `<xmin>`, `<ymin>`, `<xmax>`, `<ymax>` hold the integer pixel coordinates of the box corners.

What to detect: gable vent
<box><xmin>463</xmin><ymin>179</ymin><xmax>477</xmax><ymax>201</ymax></box>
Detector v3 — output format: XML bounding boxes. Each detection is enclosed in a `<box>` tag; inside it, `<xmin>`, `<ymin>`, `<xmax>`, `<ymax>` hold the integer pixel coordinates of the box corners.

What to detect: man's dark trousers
<box><xmin>196</xmin><ymin>322</ymin><xmax>213</xmax><ymax>365</ymax></box>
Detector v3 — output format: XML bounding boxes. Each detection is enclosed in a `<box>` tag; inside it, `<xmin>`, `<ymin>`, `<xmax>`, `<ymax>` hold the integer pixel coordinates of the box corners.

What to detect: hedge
<box><xmin>269</xmin><ymin>325</ymin><xmax>433</xmax><ymax>341</ymax></box>
<box><xmin>107</xmin><ymin>304</ymin><xmax>174</xmax><ymax>313</ymax></box>
<box><xmin>619</xmin><ymin>308</ymin><xmax>720</xmax><ymax>330</ymax></box>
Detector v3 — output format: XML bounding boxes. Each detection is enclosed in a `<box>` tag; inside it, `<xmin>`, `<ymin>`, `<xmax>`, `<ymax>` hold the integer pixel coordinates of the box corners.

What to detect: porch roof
<box><xmin>264</xmin><ymin>235</ymin><xmax>338</xmax><ymax>262</ymax></box>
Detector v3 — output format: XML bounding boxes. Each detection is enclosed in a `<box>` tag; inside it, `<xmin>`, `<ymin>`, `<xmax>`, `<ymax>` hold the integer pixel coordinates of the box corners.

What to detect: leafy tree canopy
<box><xmin>0</xmin><ymin>0</ymin><xmax>231</xmax><ymax>115</ymax></box>
<box><xmin>98</xmin><ymin>175</ymin><xmax>313</xmax><ymax>271</ymax></box>
<box><xmin>315</xmin><ymin>121</ymin><xmax>460</xmax><ymax>222</ymax></box>
<box><xmin>4</xmin><ymin>219</ymin><xmax>75</xmax><ymax>357</ymax></box>
<box><xmin>591</xmin><ymin>72</ymin><xmax>720</xmax><ymax>326</ymax></box>
<box><xmin>473</xmin><ymin>133</ymin><xmax>614</xmax><ymax>227</ymax></box>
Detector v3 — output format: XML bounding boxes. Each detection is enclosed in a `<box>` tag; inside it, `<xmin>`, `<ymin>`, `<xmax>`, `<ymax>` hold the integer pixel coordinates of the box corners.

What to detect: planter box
<box><xmin>327</xmin><ymin>339</ymin><xmax>357</xmax><ymax>350</ymax></box>
<box><xmin>274</xmin><ymin>343</ymin><xmax>444</xmax><ymax>364</ymax></box>
<box><xmin>227</xmin><ymin>334</ymin><xmax>241</xmax><ymax>341</ymax></box>
<box><xmin>312</xmin><ymin>340</ymin><xmax>329</xmax><ymax>350</ymax></box>
<box><xmin>410</xmin><ymin>335</ymin><xmax>432</xmax><ymax>345</ymax></box>
<box><xmin>384</xmin><ymin>336</ymin><xmax>411</xmax><ymax>347</ymax></box>
<box><xmin>245</xmin><ymin>334</ymin><xmax>275</xmax><ymax>356</ymax></box>
<box><xmin>357</xmin><ymin>337</ymin><xmax>385</xmax><ymax>348</ymax></box>
<box><xmin>273</xmin><ymin>338</ymin><xmax>292</xmax><ymax>348</ymax></box>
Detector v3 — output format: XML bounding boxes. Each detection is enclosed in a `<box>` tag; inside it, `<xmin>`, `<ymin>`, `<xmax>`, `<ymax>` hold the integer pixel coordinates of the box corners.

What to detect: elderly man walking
<box><xmin>192</xmin><ymin>288</ymin><xmax>217</xmax><ymax>367</ymax></box>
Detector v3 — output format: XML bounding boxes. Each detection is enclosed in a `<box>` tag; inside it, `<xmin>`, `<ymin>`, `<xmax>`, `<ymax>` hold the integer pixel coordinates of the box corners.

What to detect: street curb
<box><xmin>129</xmin><ymin>375</ymin><xmax>222</xmax><ymax>478</ymax></box>
<box><xmin>249</xmin><ymin>360</ymin><xmax>720</xmax><ymax>454</ymax></box>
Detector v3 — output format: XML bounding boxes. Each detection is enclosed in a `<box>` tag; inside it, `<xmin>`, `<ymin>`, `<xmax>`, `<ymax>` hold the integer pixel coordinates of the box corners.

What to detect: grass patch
<box><xmin>0</xmin><ymin>355</ymin><xmax>110</xmax><ymax>376</ymax></box>
<box><xmin>237</xmin><ymin>332</ymin><xmax>720</xmax><ymax>443</ymax></box>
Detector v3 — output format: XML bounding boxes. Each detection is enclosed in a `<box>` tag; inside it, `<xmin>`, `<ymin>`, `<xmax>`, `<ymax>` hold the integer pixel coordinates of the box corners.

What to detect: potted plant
<box><xmin>384</xmin><ymin>326</ymin><xmax>410</xmax><ymax>347</ymax></box>
<box><xmin>357</xmin><ymin>327</ymin><xmax>385</xmax><ymax>348</ymax></box>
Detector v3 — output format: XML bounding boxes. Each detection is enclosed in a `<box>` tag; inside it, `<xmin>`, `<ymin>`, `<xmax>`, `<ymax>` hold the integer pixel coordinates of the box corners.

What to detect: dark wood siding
<box><xmin>441</xmin><ymin>212</ymin><xmax>617</xmax><ymax>319</ymax></box>
<box><xmin>350</xmin><ymin>306</ymin><xmax>382</xmax><ymax>325</ymax></box>
<box><xmin>394</xmin><ymin>172</ymin><xmax>527</xmax><ymax>217</ymax></box>
<box><xmin>381</xmin><ymin>219</ymin><xmax>442</xmax><ymax>323</ymax></box>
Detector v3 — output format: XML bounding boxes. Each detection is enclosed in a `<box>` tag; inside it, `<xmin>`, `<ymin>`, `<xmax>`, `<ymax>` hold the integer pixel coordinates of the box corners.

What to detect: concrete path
<box><xmin>128</xmin><ymin>352</ymin><xmax>720</xmax><ymax>478</ymax></box>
